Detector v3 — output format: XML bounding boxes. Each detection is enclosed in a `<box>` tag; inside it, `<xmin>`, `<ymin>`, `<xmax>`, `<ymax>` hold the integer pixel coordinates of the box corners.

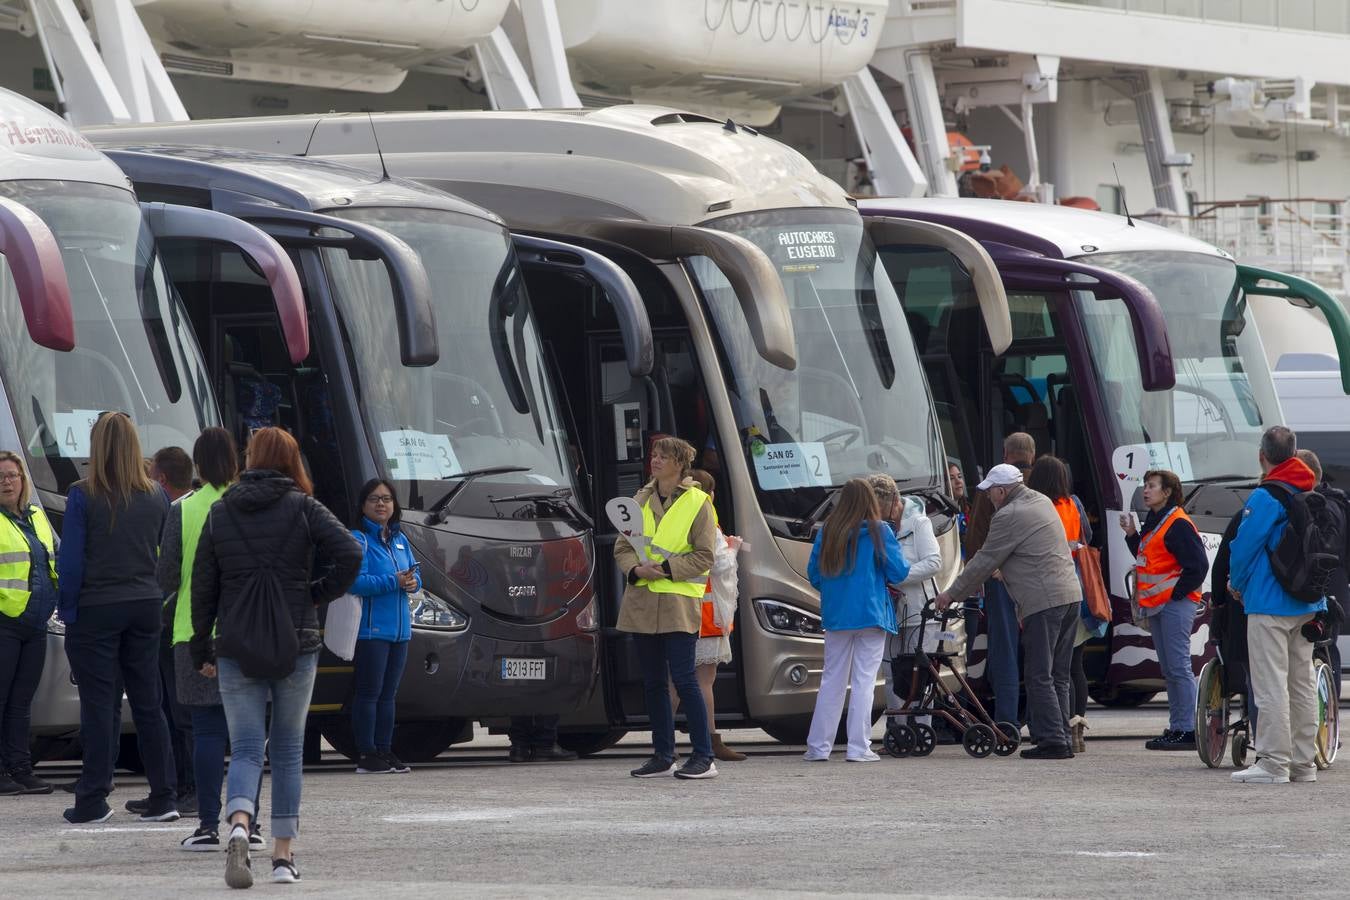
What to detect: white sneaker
<box><xmin>1231</xmin><ymin>764</ymin><xmax>1290</xmax><ymax>784</ymax></box>
<box><xmin>802</xmin><ymin>751</ymin><xmax>830</xmax><ymax>762</ymax></box>
<box><xmin>846</xmin><ymin>750</ymin><xmax>882</xmax><ymax>762</ymax></box>
<box><xmin>224</xmin><ymin>824</ymin><xmax>253</xmax><ymax>889</ymax></box>
<box><xmin>1291</xmin><ymin>767</ymin><xmax>1318</xmax><ymax>783</ymax></box>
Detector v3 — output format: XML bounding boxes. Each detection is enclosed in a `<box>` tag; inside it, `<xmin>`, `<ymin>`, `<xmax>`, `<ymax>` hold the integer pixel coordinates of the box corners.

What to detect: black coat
<box><xmin>190</xmin><ymin>470</ymin><xmax>362</xmax><ymax>669</ymax></box>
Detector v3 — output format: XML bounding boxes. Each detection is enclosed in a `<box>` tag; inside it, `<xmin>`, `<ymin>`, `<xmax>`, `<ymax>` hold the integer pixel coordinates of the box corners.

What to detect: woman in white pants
<box><xmin>804</xmin><ymin>479</ymin><xmax>910</xmax><ymax>761</ymax></box>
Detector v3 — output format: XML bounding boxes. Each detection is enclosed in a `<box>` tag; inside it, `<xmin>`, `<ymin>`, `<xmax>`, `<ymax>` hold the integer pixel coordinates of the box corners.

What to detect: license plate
<box><xmin>501</xmin><ymin>658</ymin><xmax>547</xmax><ymax>680</ymax></box>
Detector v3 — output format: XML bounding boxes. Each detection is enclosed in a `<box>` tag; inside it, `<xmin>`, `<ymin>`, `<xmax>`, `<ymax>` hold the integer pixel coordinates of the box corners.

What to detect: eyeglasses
<box><xmin>0</xmin><ymin>473</ymin><xmax>22</xmax><ymax>483</ymax></box>
<box><xmin>367</xmin><ymin>495</ymin><xmax>395</xmax><ymax>505</ymax></box>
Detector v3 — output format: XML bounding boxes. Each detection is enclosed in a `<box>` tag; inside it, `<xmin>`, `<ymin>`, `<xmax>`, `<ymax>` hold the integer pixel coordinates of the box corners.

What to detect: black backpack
<box><xmin>1258</xmin><ymin>483</ymin><xmax>1344</xmax><ymax>603</ymax></box>
<box><xmin>211</xmin><ymin>499</ymin><xmax>304</xmax><ymax>679</ymax></box>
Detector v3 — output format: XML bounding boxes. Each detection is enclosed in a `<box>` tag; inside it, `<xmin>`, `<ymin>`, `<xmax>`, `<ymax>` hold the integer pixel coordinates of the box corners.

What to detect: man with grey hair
<box><xmin>1228</xmin><ymin>425</ymin><xmax>1326</xmax><ymax>783</ymax></box>
<box><xmin>964</xmin><ymin>433</ymin><xmax>1036</xmax><ymax>727</ymax></box>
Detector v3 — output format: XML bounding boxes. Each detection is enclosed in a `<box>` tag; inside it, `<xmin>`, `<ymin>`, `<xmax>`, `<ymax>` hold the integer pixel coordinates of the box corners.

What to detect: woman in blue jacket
<box><xmin>350</xmin><ymin>479</ymin><xmax>420</xmax><ymax>775</ymax></box>
<box><xmin>804</xmin><ymin>478</ymin><xmax>910</xmax><ymax>762</ymax></box>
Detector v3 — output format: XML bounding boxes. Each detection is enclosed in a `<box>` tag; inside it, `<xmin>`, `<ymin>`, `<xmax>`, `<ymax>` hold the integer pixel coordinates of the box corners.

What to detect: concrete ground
<box><xmin>6</xmin><ymin>705</ymin><xmax>1346</xmax><ymax>898</ymax></box>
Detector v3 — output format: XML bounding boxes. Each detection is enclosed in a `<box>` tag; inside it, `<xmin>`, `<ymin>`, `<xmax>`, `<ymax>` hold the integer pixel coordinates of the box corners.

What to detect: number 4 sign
<box><xmin>1111</xmin><ymin>444</ymin><xmax>1149</xmax><ymax>510</ymax></box>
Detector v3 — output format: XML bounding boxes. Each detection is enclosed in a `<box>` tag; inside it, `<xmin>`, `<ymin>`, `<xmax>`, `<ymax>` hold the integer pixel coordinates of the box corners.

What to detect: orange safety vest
<box><xmin>1133</xmin><ymin>507</ymin><xmax>1203</xmax><ymax>608</ymax></box>
<box><xmin>1052</xmin><ymin>497</ymin><xmax>1082</xmax><ymax>544</ymax></box>
<box><xmin>700</xmin><ymin>518</ymin><xmax>732</xmax><ymax>639</ymax></box>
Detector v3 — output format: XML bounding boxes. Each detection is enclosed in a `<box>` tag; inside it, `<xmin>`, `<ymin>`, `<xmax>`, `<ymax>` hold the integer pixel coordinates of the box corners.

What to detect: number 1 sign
<box><xmin>1111</xmin><ymin>444</ymin><xmax>1149</xmax><ymax>510</ymax></box>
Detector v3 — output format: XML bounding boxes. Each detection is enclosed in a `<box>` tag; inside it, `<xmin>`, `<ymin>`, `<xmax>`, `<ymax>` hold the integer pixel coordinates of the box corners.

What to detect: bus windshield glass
<box><xmin>321</xmin><ymin>208</ymin><xmax>577</xmax><ymax>516</ymax></box>
<box><xmin>0</xmin><ymin>180</ymin><xmax>216</xmax><ymax>494</ymax></box>
<box><xmin>694</xmin><ymin>208</ymin><xmax>941</xmax><ymax>522</ymax></box>
<box><xmin>1077</xmin><ymin>250</ymin><xmax>1278</xmax><ymax>483</ymax></box>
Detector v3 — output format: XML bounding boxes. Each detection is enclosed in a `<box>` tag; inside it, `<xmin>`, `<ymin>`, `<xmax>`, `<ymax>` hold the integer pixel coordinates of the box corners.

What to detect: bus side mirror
<box><xmin>512</xmin><ymin>234</ymin><xmax>653</xmax><ymax>377</ymax></box>
<box><xmin>0</xmin><ymin>195</ymin><xmax>75</xmax><ymax>351</ymax></box>
<box><xmin>212</xmin><ymin>200</ymin><xmax>437</xmax><ymax>368</ymax></box>
<box><xmin>140</xmin><ymin>202</ymin><xmax>309</xmax><ymax>364</ymax></box>
<box><xmin>1239</xmin><ymin>264</ymin><xmax>1350</xmax><ymax>395</ymax></box>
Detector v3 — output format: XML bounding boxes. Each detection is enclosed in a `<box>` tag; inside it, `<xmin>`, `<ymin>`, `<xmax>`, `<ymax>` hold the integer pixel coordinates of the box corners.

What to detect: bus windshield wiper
<box><xmin>489</xmin><ymin>488</ymin><xmax>594</xmax><ymax>529</ymax></box>
<box><xmin>427</xmin><ymin>465</ymin><xmax>530</xmax><ymax>524</ymax></box>
<box><xmin>794</xmin><ymin>486</ymin><xmax>841</xmax><ymax>538</ymax></box>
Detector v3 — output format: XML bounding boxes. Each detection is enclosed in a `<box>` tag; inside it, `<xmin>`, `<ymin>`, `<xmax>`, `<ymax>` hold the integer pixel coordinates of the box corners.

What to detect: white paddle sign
<box><xmin>1111</xmin><ymin>444</ymin><xmax>1149</xmax><ymax>511</ymax></box>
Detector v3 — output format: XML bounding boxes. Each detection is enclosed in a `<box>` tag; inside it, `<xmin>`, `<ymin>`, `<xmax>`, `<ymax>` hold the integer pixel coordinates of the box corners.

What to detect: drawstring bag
<box><xmin>212</xmin><ymin>500</ymin><xmax>302</xmax><ymax>680</ymax></box>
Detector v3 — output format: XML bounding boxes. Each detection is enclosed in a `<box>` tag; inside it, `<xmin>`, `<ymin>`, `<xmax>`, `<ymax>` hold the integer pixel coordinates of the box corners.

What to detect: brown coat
<box><xmin>614</xmin><ymin>478</ymin><xmax>716</xmax><ymax>635</ymax></box>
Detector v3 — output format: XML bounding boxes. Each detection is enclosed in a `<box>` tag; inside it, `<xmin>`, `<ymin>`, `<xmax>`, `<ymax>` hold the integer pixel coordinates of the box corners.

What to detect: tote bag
<box><xmin>1074</xmin><ymin>545</ymin><xmax>1112</xmax><ymax>624</ymax></box>
<box><xmin>324</xmin><ymin>532</ymin><xmax>366</xmax><ymax>661</ymax></box>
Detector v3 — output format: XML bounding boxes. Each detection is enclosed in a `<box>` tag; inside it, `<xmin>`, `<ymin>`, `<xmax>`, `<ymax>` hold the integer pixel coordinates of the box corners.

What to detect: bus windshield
<box><xmin>694</xmin><ymin>208</ymin><xmax>941</xmax><ymax>523</ymax></box>
<box><xmin>0</xmin><ymin>180</ymin><xmax>216</xmax><ymax>494</ymax></box>
<box><xmin>320</xmin><ymin>207</ymin><xmax>577</xmax><ymax>516</ymax></box>
<box><xmin>1077</xmin><ymin>251</ymin><xmax>1279</xmax><ymax>483</ymax></box>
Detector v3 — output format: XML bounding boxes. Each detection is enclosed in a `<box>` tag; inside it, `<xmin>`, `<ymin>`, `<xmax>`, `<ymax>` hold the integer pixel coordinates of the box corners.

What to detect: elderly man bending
<box><xmin>935</xmin><ymin>464</ymin><xmax>1083</xmax><ymax>759</ymax></box>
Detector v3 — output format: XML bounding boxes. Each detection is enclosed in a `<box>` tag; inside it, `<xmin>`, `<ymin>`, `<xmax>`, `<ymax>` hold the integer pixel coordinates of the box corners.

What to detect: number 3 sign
<box><xmin>605</xmin><ymin>497</ymin><xmax>649</xmax><ymax>556</ymax></box>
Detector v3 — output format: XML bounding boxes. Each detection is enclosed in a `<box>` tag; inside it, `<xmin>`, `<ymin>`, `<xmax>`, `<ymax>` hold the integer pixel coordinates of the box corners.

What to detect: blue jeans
<box><xmin>984</xmin><ymin>580</ymin><xmax>1021</xmax><ymax>726</ymax></box>
<box><xmin>217</xmin><ymin>652</ymin><xmax>318</xmax><ymax>839</ymax></box>
<box><xmin>351</xmin><ymin>639</ymin><xmax>409</xmax><ymax>754</ymax></box>
<box><xmin>634</xmin><ymin>632</ymin><xmax>711</xmax><ymax>761</ymax></box>
<box><xmin>1146</xmin><ymin>599</ymin><xmax>1198</xmax><ymax>732</ymax></box>
<box><xmin>190</xmin><ymin>704</ymin><xmax>228</xmax><ymax>830</ymax></box>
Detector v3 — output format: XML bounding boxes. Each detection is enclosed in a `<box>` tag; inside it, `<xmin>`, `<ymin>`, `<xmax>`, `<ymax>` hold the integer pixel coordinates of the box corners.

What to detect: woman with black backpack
<box><xmin>191</xmin><ymin>427</ymin><xmax>362</xmax><ymax>888</ymax></box>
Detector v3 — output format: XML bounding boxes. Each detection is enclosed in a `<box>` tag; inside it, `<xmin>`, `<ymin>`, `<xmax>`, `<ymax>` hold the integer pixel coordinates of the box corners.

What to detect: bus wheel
<box><xmin>1087</xmin><ymin>685</ymin><xmax>1158</xmax><ymax>708</ymax></box>
<box><xmin>320</xmin><ymin>721</ymin><xmax>360</xmax><ymax>762</ymax></box>
<box><xmin>558</xmin><ymin>729</ymin><xmax>627</xmax><ymax>757</ymax></box>
<box><xmin>393</xmin><ymin>719</ymin><xmax>468</xmax><ymax>763</ymax></box>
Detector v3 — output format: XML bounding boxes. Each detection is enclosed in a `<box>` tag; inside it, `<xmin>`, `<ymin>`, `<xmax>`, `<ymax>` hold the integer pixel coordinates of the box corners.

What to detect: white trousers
<box><xmin>1247</xmin><ymin>613</ymin><xmax>1319</xmax><ymax>777</ymax></box>
<box><xmin>806</xmin><ymin>627</ymin><xmax>887</xmax><ymax>758</ymax></box>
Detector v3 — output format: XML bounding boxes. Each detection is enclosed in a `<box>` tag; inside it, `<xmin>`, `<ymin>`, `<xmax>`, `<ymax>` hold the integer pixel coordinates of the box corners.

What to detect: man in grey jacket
<box><xmin>936</xmin><ymin>464</ymin><xmax>1082</xmax><ymax>759</ymax></box>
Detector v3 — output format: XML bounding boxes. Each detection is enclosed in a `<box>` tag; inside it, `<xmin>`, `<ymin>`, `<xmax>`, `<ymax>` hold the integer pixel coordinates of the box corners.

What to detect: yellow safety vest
<box><xmin>637</xmin><ymin>487</ymin><xmax>711</xmax><ymax>598</ymax></box>
<box><xmin>0</xmin><ymin>504</ymin><xmax>58</xmax><ymax>618</ymax></box>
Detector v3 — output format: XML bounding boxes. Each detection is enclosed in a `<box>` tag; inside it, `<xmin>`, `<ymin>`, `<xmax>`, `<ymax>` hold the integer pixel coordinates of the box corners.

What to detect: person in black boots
<box><xmin>507</xmin><ymin>715</ymin><xmax>578</xmax><ymax>763</ymax></box>
<box><xmin>0</xmin><ymin>451</ymin><xmax>57</xmax><ymax>796</ymax></box>
<box><xmin>58</xmin><ymin>413</ymin><xmax>178</xmax><ymax>824</ymax></box>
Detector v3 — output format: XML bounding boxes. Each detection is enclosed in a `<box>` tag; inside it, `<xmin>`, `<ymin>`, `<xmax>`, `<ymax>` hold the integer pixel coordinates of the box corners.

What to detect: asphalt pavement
<box><xmin>5</xmin><ymin>705</ymin><xmax>1346</xmax><ymax>898</ymax></box>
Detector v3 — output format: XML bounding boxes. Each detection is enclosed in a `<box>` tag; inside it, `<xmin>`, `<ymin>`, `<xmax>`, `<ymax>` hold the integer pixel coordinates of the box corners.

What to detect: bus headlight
<box><xmin>409</xmin><ymin>590</ymin><xmax>468</xmax><ymax>632</ymax></box>
<box><xmin>575</xmin><ymin>596</ymin><xmax>599</xmax><ymax>632</ymax></box>
<box><xmin>752</xmin><ymin>599</ymin><xmax>823</xmax><ymax>637</ymax></box>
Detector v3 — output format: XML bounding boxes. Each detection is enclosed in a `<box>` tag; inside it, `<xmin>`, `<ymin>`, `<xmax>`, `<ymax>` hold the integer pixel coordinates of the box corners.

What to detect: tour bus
<box><xmin>0</xmin><ymin>89</ymin><xmax>303</xmax><ymax>762</ymax></box>
<box><xmin>860</xmin><ymin>197</ymin><xmax>1350</xmax><ymax>704</ymax></box>
<box><xmin>101</xmin><ymin>106</ymin><xmax>1017</xmax><ymax>746</ymax></box>
<box><xmin>80</xmin><ymin>139</ymin><xmax>650</xmax><ymax>761</ymax></box>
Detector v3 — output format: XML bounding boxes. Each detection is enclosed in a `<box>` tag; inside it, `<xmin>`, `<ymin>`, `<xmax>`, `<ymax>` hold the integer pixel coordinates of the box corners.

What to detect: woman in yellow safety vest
<box><xmin>1121</xmin><ymin>468</ymin><xmax>1209</xmax><ymax>752</ymax></box>
<box><xmin>615</xmin><ymin>436</ymin><xmax>718</xmax><ymax>780</ymax></box>
<box><xmin>0</xmin><ymin>450</ymin><xmax>58</xmax><ymax>796</ymax></box>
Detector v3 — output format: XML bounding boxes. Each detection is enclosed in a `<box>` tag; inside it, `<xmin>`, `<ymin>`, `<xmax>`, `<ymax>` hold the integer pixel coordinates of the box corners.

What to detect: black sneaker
<box><xmin>508</xmin><ymin>744</ymin><xmax>533</xmax><ymax>763</ymax></box>
<box><xmin>249</xmin><ymin>824</ymin><xmax>265</xmax><ymax>850</ymax></box>
<box><xmin>380</xmin><ymin>751</ymin><xmax>412</xmax><ymax>774</ymax></box>
<box><xmin>1020</xmin><ymin>743</ymin><xmax>1074</xmax><ymax>760</ymax></box>
<box><xmin>8</xmin><ymin>770</ymin><xmax>53</xmax><ymax>795</ymax></box>
<box><xmin>140</xmin><ymin>801</ymin><xmax>181</xmax><ymax>823</ymax></box>
<box><xmin>271</xmin><ymin>857</ymin><xmax>301</xmax><ymax>884</ymax></box>
<box><xmin>125</xmin><ymin>796</ymin><xmax>151</xmax><ymax>814</ymax></box>
<box><xmin>180</xmin><ymin>826</ymin><xmax>220</xmax><ymax>852</ymax></box>
<box><xmin>0</xmin><ymin>774</ymin><xmax>23</xmax><ymax>796</ymax></box>
<box><xmin>629</xmin><ymin>755</ymin><xmax>676</xmax><ymax>778</ymax></box>
<box><xmin>355</xmin><ymin>753</ymin><xmax>392</xmax><ymax>774</ymax></box>
<box><xmin>224</xmin><ymin>824</ymin><xmax>253</xmax><ymax>889</ymax></box>
<box><xmin>1159</xmin><ymin>730</ymin><xmax>1197</xmax><ymax>750</ymax></box>
<box><xmin>63</xmin><ymin>804</ymin><xmax>114</xmax><ymax>824</ymax></box>
<box><xmin>532</xmin><ymin>744</ymin><xmax>579</xmax><ymax>762</ymax></box>
<box><xmin>177</xmin><ymin>791</ymin><xmax>199</xmax><ymax>816</ymax></box>
<box><xmin>1144</xmin><ymin>729</ymin><xmax>1178</xmax><ymax>750</ymax></box>
<box><xmin>673</xmin><ymin>755</ymin><xmax>719</xmax><ymax>780</ymax></box>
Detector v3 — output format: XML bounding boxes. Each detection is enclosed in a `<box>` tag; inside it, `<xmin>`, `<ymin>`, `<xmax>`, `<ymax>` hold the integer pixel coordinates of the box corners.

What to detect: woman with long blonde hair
<box><xmin>58</xmin><ymin>412</ymin><xmax>179</xmax><ymax>824</ymax></box>
<box><xmin>803</xmin><ymin>478</ymin><xmax>909</xmax><ymax>762</ymax></box>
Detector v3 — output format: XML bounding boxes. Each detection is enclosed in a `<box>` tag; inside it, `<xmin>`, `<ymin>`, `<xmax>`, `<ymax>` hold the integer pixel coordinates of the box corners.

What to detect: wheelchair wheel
<box><xmin>992</xmin><ymin>720</ymin><xmax>1021</xmax><ymax>757</ymax></box>
<box><xmin>1315</xmin><ymin>659</ymin><xmax>1339</xmax><ymax>770</ymax></box>
<box><xmin>911</xmin><ymin>723</ymin><xmax>937</xmax><ymax>757</ymax></box>
<box><xmin>884</xmin><ymin>724</ymin><xmax>915</xmax><ymax>758</ymax></box>
<box><xmin>1231</xmin><ymin>728</ymin><xmax>1249</xmax><ymax>769</ymax></box>
<box><xmin>1194</xmin><ymin>657</ymin><xmax>1229</xmax><ymax>768</ymax></box>
<box><xmin>962</xmin><ymin>724</ymin><xmax>995</xmax><ymax>758</ymax></box>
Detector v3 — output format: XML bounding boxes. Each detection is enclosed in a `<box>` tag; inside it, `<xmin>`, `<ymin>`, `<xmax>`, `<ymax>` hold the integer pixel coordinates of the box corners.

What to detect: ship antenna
<box><xmin>1113</xmin><ymin>162</ymin><xmax>1135</xmax><ymax>227</ymax></box>
<box><xmin>367</xmin><ymin>112</ymin><xmax>390</xmax><ymax>182</ymax></box>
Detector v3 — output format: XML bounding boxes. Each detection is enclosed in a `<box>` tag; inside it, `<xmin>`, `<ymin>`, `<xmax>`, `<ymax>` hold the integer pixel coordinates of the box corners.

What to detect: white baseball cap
<box><xmin>976</xmin><ymin>464</ymin><xmax>1024</xmax><ymax>491</ymax></box>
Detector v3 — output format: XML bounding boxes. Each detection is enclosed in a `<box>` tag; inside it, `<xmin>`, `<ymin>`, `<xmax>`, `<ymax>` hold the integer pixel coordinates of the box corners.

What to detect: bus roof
<box><xmin>0</xmin><ymin>89</ymin><xmax>131</xmax><ymax>189</ymax></box>
<box><xmin>88</xmin><ymin>106</ymin><xmax>853</xmax><ymax>227</ymax></box>
<box><xmin>86</xmin><ymin>142</ymin><xmax>502</xmax><ymax>223</ymax></box>
<box><xmin>859</xmin><ymin>197</ymin><xmax>1230</xmax><ymax>262</ymax></box>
